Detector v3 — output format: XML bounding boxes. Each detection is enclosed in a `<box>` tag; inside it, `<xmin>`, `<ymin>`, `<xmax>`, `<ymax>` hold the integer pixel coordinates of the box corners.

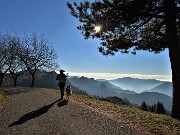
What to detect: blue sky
<box><xmin>0</xmin><ymin>0</ymin><xmax>172</xmax><ymax>81</ymax></box>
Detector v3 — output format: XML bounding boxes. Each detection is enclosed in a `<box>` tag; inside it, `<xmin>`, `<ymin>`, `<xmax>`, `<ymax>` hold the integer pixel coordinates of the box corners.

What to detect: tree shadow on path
<box><xmin>9</xmin><ymin>99</ymin><xmax>62</xmax><ymax>127</ymax></box>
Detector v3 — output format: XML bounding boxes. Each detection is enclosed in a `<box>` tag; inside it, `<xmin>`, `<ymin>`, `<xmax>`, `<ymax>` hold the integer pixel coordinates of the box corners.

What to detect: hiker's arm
<box><xmin>56</xmin><ymin>75</ymin><xmax>60</xmax><ymax>80</ymax></box>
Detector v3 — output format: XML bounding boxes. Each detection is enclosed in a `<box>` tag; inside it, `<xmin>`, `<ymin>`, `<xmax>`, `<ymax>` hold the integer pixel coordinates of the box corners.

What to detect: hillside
<box><xmin>146</xmin><ymin>82</ymin><xmax>172</xmax><ymax>97</ymax></box>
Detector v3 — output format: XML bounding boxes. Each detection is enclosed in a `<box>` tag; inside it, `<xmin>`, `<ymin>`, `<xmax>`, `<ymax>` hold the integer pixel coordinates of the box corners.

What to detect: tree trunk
<box><xmin>13</xmin><ymin>76</ymin><xmax>17</xmax><ymax>87</ymax></box>
<box><xmin>164</xmin><ymin>0</ymin><xmax>180</xmax><ymax>119</ymax></box>
<box><xmin>30</xmin><ymin>74</ymin><xmax>35</xmax><ymax>87</ymax></box>
<box><xmin>0</xmin><ymin>75</ymin><xmax>4</xmax><ymax>87</ymax></box>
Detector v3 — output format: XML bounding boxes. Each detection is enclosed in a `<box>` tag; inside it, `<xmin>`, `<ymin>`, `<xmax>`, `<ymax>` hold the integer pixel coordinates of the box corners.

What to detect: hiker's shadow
<box><xmin>57</xmin><ymin>99</ymin><xmax>69</xmax><ymax>107</ymax></box>
<box><xmin>9</xmin><ymin>99</ymin><xmax>61</xmax><ymax>127</ymax></box>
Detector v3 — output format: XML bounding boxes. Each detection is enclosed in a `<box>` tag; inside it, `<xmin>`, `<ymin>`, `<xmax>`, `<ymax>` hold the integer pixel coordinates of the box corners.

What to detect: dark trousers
<box><xmin>59</xmin><ymin>82</ymin><xmax>65</xmax><ymax>99</ymax></box>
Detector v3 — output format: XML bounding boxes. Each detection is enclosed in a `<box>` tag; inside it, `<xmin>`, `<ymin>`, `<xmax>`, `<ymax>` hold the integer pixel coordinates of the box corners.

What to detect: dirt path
<box><xmin>0</xmin><ymin>87</ymin><xmax>144</xmax><ymax>135</ymax></box>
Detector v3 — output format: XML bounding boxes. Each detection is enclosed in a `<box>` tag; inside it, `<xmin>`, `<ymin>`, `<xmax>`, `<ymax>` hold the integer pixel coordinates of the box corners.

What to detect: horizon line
<box><xmin>66</xmin><ymin>72</ymin><xmax>172</xmax><ymax>82</ymax></box>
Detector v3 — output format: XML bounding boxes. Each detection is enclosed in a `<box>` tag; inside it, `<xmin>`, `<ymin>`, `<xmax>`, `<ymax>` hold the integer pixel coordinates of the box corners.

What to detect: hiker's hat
<box><xmin>60</xmin><ymin>69</ymin><xmax>65</xmax><ymax>73</ymax></box>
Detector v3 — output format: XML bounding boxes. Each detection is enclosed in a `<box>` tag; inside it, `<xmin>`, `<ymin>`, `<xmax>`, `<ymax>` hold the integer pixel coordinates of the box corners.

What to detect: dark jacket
<box><xmin>56</xmin><ymin>73</ymin><xmax>67</xmax><ymax>83</ymax></box>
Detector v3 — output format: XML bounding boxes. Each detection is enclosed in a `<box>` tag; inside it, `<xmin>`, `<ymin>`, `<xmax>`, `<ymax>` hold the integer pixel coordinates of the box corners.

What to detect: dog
<box><xmin>66</xmin><ymin>85</ymin><xmax>72</xmax><ymax>100</ymax></box>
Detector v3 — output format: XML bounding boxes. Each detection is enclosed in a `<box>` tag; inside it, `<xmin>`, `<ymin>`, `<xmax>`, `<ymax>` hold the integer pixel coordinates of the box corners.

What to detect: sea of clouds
<box><xmin>68</xmin><ymin>72</ymin><xmax>172</xmax><ymax>82</ymax></box>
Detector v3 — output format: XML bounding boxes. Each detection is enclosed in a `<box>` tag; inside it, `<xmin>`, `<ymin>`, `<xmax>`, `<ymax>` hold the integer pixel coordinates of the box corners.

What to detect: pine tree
<box><xmin>155</xmin><ymin>101</ymin><xmax>166</xmax><ymax>114</ymax></box>
<box><xmin>149</xmin><ymin>104</ymin><xmax>156</xmax><ymax>112</ymax></box>
<box><xmin>67</xmin><ymin>0</ymin><xmax>180</xmax><ymax>119</ymax></box>
<box><xmin>140</xmin><ymin>101</ymin><xmax>148</xmax><ymax>111</ymax></box>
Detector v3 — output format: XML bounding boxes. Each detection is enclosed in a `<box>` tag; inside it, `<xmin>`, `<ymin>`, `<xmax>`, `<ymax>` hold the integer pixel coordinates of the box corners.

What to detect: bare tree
<box><xmin>6</xmin><ymin>35</ymin><xmax>25</xmax><ymax>86</ymax></box>
<box><xmin>0</xmin><ymin>34</ymin><xmax>11</xmax><ymax>87</ymax></box>
<box><xmin>20</xmin><ymin>33</ymin><xmax>58</xmax><ymax>87</ymax></box>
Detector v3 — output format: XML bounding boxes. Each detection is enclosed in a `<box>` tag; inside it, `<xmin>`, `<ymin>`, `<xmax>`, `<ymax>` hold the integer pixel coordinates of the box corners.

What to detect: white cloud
<box><xmin>68</xmin><ymin>72</ymin><xmax>172</xmax><ymax>82</ymax></box>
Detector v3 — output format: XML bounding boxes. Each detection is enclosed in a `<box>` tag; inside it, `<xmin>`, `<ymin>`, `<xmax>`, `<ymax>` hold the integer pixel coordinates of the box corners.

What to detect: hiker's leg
<box><xmin>60</xmin><ymin>82</ymin><xmax>65</xmax><ymax>99</ymax></box>
<box><xmin>61</xmin><ymin>90</ymin><xmax>64</xmax><ymax>99</ymax></box>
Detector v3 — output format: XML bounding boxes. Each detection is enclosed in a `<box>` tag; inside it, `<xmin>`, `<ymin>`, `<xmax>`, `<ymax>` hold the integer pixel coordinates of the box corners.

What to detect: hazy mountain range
<box><xmin>68</xmin><ymin>76</ymin><xmax>172</xmax><ymax>111</ymax></box>
<box><xmin>68</xmin><ymin>76</ymin><xmax>136</xmax><ymax>97</ymax></box>
<box><xmin>109</xmin><ymin>77</ymin><xmax>166</xmax><ymax>93</ymax></box>
<box><xmin>145</xmin><ymin>82</ymin><xmax>172</xmax><ymax>97</ymax></box>
<box><xmin>3</xmin><ymin>71</ymin><xmax>172</xmax><ymax>111</ymax></box>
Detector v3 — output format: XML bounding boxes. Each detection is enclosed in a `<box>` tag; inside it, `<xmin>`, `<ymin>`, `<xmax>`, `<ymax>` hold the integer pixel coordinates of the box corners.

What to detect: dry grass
<box><xmin>71</xmin><ymin>94</ymin><xmax>180</xmax><ymax>135</ymax></box>
<box><xmin>0</xmin><ymin>90</ymin><xmax>7</xmax><ymax>104</ymax></box>
<box><xmin>0</xmin><ymin>89</ymin><xmax>8</xmax><ymax>111</ymax></box>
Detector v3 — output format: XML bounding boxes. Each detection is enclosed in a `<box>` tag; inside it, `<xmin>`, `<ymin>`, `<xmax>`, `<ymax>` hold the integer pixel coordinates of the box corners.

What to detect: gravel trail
<box><xmin>0</xmin><ymin>88</ymin><xmax>145</xmax><ymax>135</ymax></box>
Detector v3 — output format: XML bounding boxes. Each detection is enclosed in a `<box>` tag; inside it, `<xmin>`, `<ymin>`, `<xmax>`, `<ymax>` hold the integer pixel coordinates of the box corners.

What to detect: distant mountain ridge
<box><xmin>109</xmin><ymin>77</ymin><xmax>165</xmax><ymax>93</ymax></box>
<box><xmin>146</xmin><ymin>82</ymin><xmax>172</xmax><ymax>97</ymax></box>
<box><xmin>100</xmin><ymin>80</ymin><xmax>136</xmax><ymax>94</ymax></box>
<box><xmin>68</xmin><ymin>76</ymin><xmax>136</xmax><ymax>98</ymax></box>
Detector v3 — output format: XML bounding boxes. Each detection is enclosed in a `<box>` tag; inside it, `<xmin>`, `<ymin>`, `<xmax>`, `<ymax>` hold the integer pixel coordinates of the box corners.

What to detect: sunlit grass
<box><xmin>71</xmin><ymin>93</ymin><xmax>180</xmax><ymax>135</ymax></box>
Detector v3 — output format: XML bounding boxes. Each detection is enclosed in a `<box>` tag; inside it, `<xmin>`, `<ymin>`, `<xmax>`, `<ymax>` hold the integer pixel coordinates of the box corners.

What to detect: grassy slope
<box><xmin>73</xmin><ymin>94</ymin><xmax>180</xmax><ymax>135</ymax></box>
<box><xmin>0</xmin><ymin>89</ymin><xmax>8</xmax><ymax>112</ymax></box>
<box><xmin>0</xmin><ymin>90</ymin><xmax>7</xmax><ymax>104</ymax></box>
<box><xmin>40</xmin><ymin>88</ymin><xmax>180</xmax><ymax>135</ymax></box>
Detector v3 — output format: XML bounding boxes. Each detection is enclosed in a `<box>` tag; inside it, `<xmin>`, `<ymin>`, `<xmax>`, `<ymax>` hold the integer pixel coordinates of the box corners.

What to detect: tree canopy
<box><xmin>67</xmin><ymin>0</ymin><xmax>179</xmax><ymax>55</ymax></box>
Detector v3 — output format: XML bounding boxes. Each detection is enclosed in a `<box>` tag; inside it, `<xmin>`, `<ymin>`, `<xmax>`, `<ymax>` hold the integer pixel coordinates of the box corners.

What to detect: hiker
<box><xmin>56</xmin><ymin>69</ymin><xmax>68</xmax><ymax>100</ymax></box>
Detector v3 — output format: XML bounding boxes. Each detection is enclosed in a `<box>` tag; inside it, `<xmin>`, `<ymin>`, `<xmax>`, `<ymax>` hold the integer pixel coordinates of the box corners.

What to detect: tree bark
<box><xmin>13</xmin><ymin>76</ymin><xmax>17</xmax><ymax>87</ymax></box>
<box><xmin>164</xmin><ymin>0</ymin><xmax>180</xmax><ymax>119</ymax></box>
<box><xmin>30</xmin><ymin>73</ymin><xmax>35</xmax><ymax>87</ymax></box>
<box><xmin>0</xmin><ymin>76</ymin><xmax>4</xmax><ymax>87</ymax></box>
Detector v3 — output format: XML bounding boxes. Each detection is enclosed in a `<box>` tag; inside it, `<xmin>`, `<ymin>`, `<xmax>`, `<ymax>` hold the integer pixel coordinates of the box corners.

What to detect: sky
<box><xmin>0</xmin><ymin>0</ymin><xmax>172</xmax><ymax>81</ymax></box>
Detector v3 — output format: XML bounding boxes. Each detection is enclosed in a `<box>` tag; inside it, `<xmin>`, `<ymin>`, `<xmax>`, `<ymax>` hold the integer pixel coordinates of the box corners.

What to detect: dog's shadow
<box><xmin>57</xmin><ymin>99</ymin><xmax>69</xmax><ymax>107</ymax></box>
